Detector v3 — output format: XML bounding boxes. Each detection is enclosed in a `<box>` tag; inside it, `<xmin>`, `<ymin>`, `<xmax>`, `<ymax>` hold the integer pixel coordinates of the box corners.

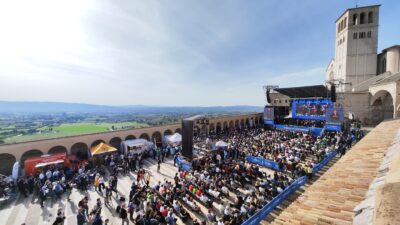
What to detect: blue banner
<box><xmin>175</xmin><ymin>156</ymin><xmax>192</xmax><ymax>171</ymax></box>
<box><xmin>245</xmin><ymin>156</ymin><xmax>280</xmax><ymax>170</ymax></box>
<box><xmin>242</xmin><ymin>150</ymin><xmax>338</xmax><ymax>225</ymax></box>
<box><xmin>275</xmin><ymin>124</ymin><xmax>324</xmax><ymax>137</ymax></box>
<box><xmin>242</xmin><ymin>176</ymin><xmax>308</xmax><ymax>225</ymax></box>
<box><xmin>264</xmin><ymin>119</ymin><xmax>274</xmax><ymax>125</ymax></box>
<box><xmin>275</xmin><ymin>124</ymin><xmax>309</xmax><ymax>133</ymax></box>
<box><xmin>181</xmin><ymin>162</ymin><xmax>191</xmax><ymax>171</ymax></box>
<box><xmin>324</xmin><ymin>124</ymin><xmax>342</xmax><ymax>131</ymax></box>
<box><xmin>312</xmin><ymin>151</ymin><xmax>336</xmax><ymax>174</ymax></box>
<box><xmin>310</xmin><ymin>127</ymin><xmax>323</xmax><ymax>136</ymax></box>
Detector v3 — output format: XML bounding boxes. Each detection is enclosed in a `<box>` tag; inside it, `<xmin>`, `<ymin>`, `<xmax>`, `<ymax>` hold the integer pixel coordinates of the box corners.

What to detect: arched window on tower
<box><xmin>382</xmin><ymin>58</ymin><xmax>387</xmax><ymax>73</ymax></box>
<box><xmin>353</xmin><ymin>14</ymin><xmax>358</xmax><ymax>25</ymax></box>
<box><xmin>340</xmin><ymin>20</ymin><xmax>344</xmax><ymax>31</ymax></box>
<box><xmin>344</xmin><ymin>17</ymin><xmax>347</xmax><ymax>29</ymax></box>
<box><xmin>368</xmin><ymin>11</ymin><xmax>373</xmax><ymax>23</ymax></box>
<box><xmin>360</xmin><ymin>12</ymin><xmax>365</xmax><ymax>24</ymax></box>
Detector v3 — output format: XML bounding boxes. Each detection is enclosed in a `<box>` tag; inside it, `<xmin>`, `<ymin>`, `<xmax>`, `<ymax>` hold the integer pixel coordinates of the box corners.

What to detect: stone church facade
<box><xmin>326</xmin><ymin>5</ymin><xmax>400</xmax><ymax>125</ymax></box>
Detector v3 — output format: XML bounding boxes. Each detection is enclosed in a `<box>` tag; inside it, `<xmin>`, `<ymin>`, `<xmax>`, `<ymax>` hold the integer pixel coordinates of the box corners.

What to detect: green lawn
<box><xmin>3</xmin><ymin>122</ymin><xmax>149</xmax><ymax>144</ymax></box>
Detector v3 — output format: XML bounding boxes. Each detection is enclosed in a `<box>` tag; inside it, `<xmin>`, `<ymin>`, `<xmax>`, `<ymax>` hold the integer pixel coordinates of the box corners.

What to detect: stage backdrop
<box><xmin>325</xmin><ymin>107</ymin><xmax>344</xmax><ymax>124</ymax></box>
<box><xmin>264</xmin><ymin>105</ymin><xmax>275</xmax><ymax>125</ymax></box>
<box><xmin>292</xmin><ymin>99</ymin><xmax>332</xmax><ymax>120</ymax></box>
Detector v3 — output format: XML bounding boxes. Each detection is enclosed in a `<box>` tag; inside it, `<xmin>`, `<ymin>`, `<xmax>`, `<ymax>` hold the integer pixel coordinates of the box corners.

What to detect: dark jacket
<box><xmin>77</xmin><ymin>211</ymin><xmax>87</xmax><ymax>225</ymax></box>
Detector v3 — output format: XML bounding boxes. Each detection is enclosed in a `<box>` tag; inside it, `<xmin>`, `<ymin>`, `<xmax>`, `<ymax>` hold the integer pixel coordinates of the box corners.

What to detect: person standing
<box><xmin>98</xmin><ymin>176</ymin><xmax>105</xmax><ymax>193</ymax></box>
<box><xmin>39</xmin><ymin>187</ymin><xmax>47</xmax><ymax>208</ymax></box>
<box><xmin>161</xmin><ymin>150</ymin><xmax>165</xmax><ymax>163</ymax></box>
<box><xmin>77</xmin><ymin>207</ymin><xmax>88</xmax><ymax>225</ymax></box>
<box><xmin>157</xmin><ymin>160</ymin><xmax>161</xmax><ymax>172</ymax></box>
<box><xmin>52</xmin><ymin>208</ymin><xmax>66</xmax><ymax>225</ymax></box>
<box><xmin>120</xmin><ymin>203</ymin><xmax>129</xmax><ymax>225</ymax></box>
<box><xmin>145</xmin><ymin>172</ymin><xmax>150</xmax><ymax>187</ymax></box>
<box><xmin>174</xmin><ymin>153</ymin><xmax>178</xmax><ymax>167</ymax></box>
<box><xmin>78</xmin><ymin>196</ymin><xmax>89</xmax><ymax>216</ymax></box>
<box><xmin>65</xmin><ymin>181</ymin><xmax>72</xmax><ymax>201</ymax></box>
<box><xmin>105</xmin><ymin>185</ymin><xmax>111</xmax><ymax>205</ymax></box>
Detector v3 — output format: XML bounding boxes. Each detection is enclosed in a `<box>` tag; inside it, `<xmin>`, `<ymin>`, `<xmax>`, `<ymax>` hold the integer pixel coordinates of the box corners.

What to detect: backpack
<box><xmin>116</xmin><ymin>205</ymin><xmax>121</xmax><ymax>214</ymax></box>
<box><xmin>120</xmin><ymin>208</ymin><xmax>127</xmax><ymax>219</ymax></box>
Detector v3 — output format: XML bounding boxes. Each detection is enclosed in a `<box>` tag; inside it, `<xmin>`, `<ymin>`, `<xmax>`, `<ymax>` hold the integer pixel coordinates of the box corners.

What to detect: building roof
<box><xmin>273</xmin><ymin>85</ymin><xmax>329</xmax><ymax>99</ymax></box>
<box><xmin>352</xmin><ymin>71</ymin><xmax>400</xmax><ymax>92</ymax></box>
<box><xmin>335</xmin><ymin>4</ymin><xmax>381</xmax><ymax>22</ymax></box>
<box><xmin>371</xmin><ymin>72</ymin><xmax>400</xmax><ymax>87</ymax></box>
<box><xmin>382</xmin><ymin>45</ymin><xmax>400</xmax><ymax>52</ymax></box>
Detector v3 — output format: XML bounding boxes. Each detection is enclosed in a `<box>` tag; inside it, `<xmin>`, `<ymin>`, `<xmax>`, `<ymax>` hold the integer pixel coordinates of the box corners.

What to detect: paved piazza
<box><xmin>0</xmin><ymin>158</ymin><xmax>181</xmax><ymax>225</ymax></box>
<box><xmin>1</xmin><ymin>156</ymin><xmax>276</xmax><ymax>225</ymax></box>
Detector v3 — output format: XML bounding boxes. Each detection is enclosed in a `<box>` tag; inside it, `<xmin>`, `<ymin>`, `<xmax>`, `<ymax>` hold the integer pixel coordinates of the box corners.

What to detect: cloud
<box><xmin>2</xmin><ymin>0</ymin><xmax>396</xmax><ymax>106</ymax></box>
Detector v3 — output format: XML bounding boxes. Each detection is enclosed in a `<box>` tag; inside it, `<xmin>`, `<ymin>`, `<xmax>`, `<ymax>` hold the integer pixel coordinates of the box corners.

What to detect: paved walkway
<box><xmin>266</xmin><ymin>119</ymin><xmax>400</xmax><ymax>225</ymax></box>
<box><xmin>0</xmin><ymin>157</ymin><xmax>181</xmax><ymax>225</ymax></box>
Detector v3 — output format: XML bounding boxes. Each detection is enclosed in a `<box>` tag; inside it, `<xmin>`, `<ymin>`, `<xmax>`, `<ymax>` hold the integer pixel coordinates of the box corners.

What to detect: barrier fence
<box><xmin>245</xmin><ymin>156</ymin><xmax>279</xmax><ymax>170</ymax></box>
<box><xmin>242</xmin><ymin>151</ymin><xmax>337</xmax><ymax>224</ymax></box>
<box><xmin>312</xmin><ymin>151</ymin><xmax>337</xmax><ymax>174</ymax></box>
<box><xmin>274</xmin><ymin>124</ymin><xmax>328</xmax><ymax>137</ymax></box>
<box><xmin>175</xmin><ymin>156</ymin><xmax>192</xmax><ymax>171</ymax></box>
<box><xmin>242</xmin><ymin>176</ymin><xmax>308</xmax><ymax>225</ymax></box>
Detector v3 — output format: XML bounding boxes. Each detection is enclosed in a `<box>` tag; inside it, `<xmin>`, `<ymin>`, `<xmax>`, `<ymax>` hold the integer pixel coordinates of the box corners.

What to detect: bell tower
<box><xmin>328</xmin><ymin>5</ymin><xmax>380</xmax><ymax>92</ymax></box>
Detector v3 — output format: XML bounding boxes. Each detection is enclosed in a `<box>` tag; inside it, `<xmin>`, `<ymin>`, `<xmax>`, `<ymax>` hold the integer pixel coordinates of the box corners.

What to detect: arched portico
<box><xmin>48</xmin><ymin>145</ymin><xmax>68</xmax><ymax>155</ymax></box>
<box><xmin>216</xmin><ymin>122</ymin><xmax>222</xmax><ymax>133</ymax></box>
<box><xmin>0</xmin><ymin>153</ymin><xmax>16</xmax><ymax>175</ymax></box>
<box><xmin>163</xmin><ymin>130</ymin><xmax>173</xmax><ymax>136</ymax></box>
<box><xmin>371</xmin><ymin>90</ymin><xmax>394</xmax><ymax>125</ymax></box>
<box><xmin>139</xmin><ymin>133</ymin><xmax>150</xmax><ymax>141</ymax></box>
<box><xmin>109</xmin><ymin>137</ymin><xmax>122</xmax><ymax>151</ymax></box>
<box><xmin>209</xmin><ymin>124</ymin><xmax>215</xmax><ymax>134</ymax></box>
<box><xmin>71</xmin><ymin>142</ymin><xmax>89</xmax><ymax>160</ymax></box>
<box><xmin>125</xmin><ymin>135</ymin><xmax>136</xmax><ymax>141</ymax></box>
<box><xmin>21</xmin><ymin>149</ymin><xmax>43</xmax><ymax>167</ymax></box>
<box><xmin>152</xmin><ymin>131</ymin><xmax>162</xmax><ymax>147</ymax></box>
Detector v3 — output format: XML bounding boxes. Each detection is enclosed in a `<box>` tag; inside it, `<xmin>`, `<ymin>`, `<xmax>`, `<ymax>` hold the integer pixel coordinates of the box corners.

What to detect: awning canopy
<box><xmin>35</xmin><ymin>159</ymin><xmax>64</xmax><ymax>168</ymax></box>
<box><xmin>165</xmin><ymin>133</ymin><xmax>182</xmax><ymax>143</ymax></box>
<box><xmin>274</xmin><ymin>85</ymin><xmax>329</xmax><ymax>98</ymax></box>
<box><xmin>124</xmin><ymin>139</ymin><xmax>149</xmax><ymax>147</ymax></box>
<box><xmin>90</xmin><ymin>142</ymin><xmax>117</xmax><ymax>156</ymax></box>
<box><xmin>215</xmin><ymin>140</ymin><xmax>228</xmax><ymax>147</ymax></box>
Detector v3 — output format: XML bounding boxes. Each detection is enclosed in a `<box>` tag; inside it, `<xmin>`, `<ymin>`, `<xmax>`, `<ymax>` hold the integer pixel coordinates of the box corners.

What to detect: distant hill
<box><xmin>0</xmin><ymin>101</ymin><xmax>262</xmax><ymax>114</ymax></box>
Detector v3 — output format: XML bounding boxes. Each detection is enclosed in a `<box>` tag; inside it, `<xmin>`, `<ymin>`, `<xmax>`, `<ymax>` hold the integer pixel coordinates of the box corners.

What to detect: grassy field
<box><xmin>3</xmin><ymin>122</ymin><xmax>149</xmax><ymax>144</ymax></box>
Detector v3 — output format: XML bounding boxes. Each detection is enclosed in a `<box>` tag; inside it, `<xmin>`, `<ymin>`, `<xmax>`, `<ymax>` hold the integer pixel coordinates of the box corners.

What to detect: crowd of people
<box><xmin>274</xmin><ymin>118</ymin><xmax>326</xmax><ymax>128</ymax></box>
<box><xmin>1</xmin><ymin>121</ymin><xmax>365</xmax><ymax>225</ymax></box>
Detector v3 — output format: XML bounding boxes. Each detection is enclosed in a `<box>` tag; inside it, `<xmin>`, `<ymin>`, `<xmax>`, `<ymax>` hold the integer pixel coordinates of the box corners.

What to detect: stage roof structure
<box><xmin>274</xmin><ymin>85</ymin><xmax>329</xmax><ymax>99</ymax></box>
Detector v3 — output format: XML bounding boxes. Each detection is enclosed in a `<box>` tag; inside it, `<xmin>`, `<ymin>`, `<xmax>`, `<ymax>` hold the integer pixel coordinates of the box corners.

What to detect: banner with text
<box><xmin>245</xmin><ymin>156</ymin><xmax>280</xmax><ymax>171</ymax></box>
<box><xmin>242</xmin><ymin>176</ymin><xmax>308</xmax><ymax>225</ymax></box>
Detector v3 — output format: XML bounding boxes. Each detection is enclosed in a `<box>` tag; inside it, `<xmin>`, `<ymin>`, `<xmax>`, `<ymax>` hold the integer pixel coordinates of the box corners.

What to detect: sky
<box><xmin>0</xmin><ymin>0</ymin><xmax>398</xmax><ymax>107</ymax></box>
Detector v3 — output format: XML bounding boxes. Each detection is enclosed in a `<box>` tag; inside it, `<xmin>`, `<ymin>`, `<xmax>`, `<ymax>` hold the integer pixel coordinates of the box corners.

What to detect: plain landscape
<box><xmin>0</xmin><ymin>101</ymin><xmax>262</xmax><ymax>144</ymax></box>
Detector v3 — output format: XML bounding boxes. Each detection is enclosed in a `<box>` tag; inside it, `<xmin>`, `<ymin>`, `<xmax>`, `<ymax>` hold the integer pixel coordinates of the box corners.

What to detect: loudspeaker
<box><xmin>330</xmin><ymin>84</ymin><xmax>336</xmax><ymax>102</ymax></box>
<box><xmin>182</xmin><ymin>120</ymin><xmax>194</xmax><ymax>158</ymax></box>
<box><xmin>266</xmin><ymin>89</ymin><xmax>271</xmax><ymax>103</ymax></box>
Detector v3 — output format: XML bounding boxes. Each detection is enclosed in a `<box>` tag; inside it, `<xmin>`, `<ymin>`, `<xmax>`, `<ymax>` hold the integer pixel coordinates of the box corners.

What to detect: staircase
<box><xmin>261</xmin><ymin>120</ymin><xmax>400</xmax><ymax>225</ymax></box>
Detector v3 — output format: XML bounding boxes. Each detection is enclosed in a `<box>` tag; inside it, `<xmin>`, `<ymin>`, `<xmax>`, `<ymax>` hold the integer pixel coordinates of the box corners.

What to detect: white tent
<box><xmin>165</xmin><ymin>133</ymin><xmax>182</xmax><ymax>144</ymax></box>
<box><xmin>12</xmin><ymin>161</ymin><xmax>19</xmax><ymax>181</ymax></box>
<box><xmin>121</xmin><ymin>139</ymin><xmax>149</xmax><ymax>154</ymax></box>
<box><xmin>215</xmin><ymin>140</ymin><xmax>228</xmax><ymax>147</ymax></box>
